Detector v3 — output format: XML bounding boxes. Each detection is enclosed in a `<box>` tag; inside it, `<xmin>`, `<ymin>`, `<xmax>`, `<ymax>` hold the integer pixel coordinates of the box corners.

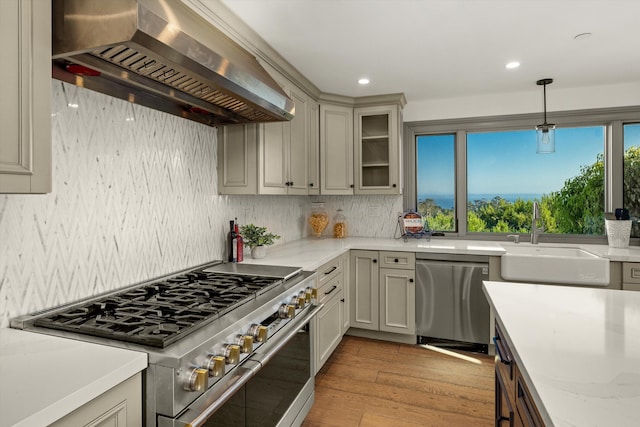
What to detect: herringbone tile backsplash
<box><xmin>0</xmin><ymin>82</ymin><xmax>401</xmax><ymax>328</ymax></box>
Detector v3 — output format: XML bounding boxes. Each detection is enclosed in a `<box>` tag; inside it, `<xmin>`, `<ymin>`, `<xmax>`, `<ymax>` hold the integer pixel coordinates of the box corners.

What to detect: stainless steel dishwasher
<box><xmin>415</xmin><ymin>253</ymin><xmax>490</xmax><ymax>353</ymax></box>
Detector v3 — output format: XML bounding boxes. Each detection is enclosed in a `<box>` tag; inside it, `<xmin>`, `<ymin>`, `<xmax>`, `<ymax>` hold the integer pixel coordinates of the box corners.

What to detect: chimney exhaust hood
<box><xmin>52</xmin><ymin>0</ymin><xmax>295</xmax><ymax>126</ymax></box>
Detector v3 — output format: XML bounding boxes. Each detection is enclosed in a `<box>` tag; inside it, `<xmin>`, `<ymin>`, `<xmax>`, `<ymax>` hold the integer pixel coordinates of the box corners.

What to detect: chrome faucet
<box><xmin>531</xmin><ymin>202</ymin><xmax>544</xmax><ymax>244</ymax></box>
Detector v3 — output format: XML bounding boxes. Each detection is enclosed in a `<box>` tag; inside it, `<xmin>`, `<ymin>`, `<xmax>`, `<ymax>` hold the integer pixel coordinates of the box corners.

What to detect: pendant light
<box><xmin>535</xmin><ymin>78</ymin><xmax>555</xmax><ymax>154</ymax></box>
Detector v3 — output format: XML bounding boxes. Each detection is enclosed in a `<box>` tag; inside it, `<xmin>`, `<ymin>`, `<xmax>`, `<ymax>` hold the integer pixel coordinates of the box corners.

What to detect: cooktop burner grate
<box><xmin>33</xmin><ymin>270</ymin><xmax>283</xmax><ymax>348</ymax></box>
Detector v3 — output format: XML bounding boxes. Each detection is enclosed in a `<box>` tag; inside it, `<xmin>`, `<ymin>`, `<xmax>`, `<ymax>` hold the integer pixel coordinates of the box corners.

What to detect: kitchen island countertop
<box><xmin>0</xmin><ymin>328</ymin><xmax>147</xmax><ymax>427</ymax></box>
<box><xmin>483</xmin><ymin>280</ymin><xmax>640</xmax><ymax>426</ymax></box>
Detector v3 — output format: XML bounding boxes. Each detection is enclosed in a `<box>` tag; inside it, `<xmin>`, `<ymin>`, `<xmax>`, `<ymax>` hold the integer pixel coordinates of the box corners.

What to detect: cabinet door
<box><xmin>379</xmin><ymin>267</ymin><xmax>415</xmax><ymax>335</ymax></box>
<box><xmin>496</xmin><ymin>368</ymin><xmax>515</xmax><ymax>427</ymax></box>
<box><xmin>0</xmin><ymin>0</ymin><xmax>51</xmax><ymax>193</ymax></box>
<box><xmin>349</xmin><ymin>250</ymin><xmax>379</xmax><ymax>330</ymax></box>
<box><xmin>307</xmin><ymin>101</ymin><xmax>320</xmax><ymax>195</ymax></box>
<box><xmin>320</xmin><ymin>104</ymin><xmax>353</xmax><ymax>195</ymax></box>
<box><xmin>287</xmin><ymin>87</ymin><xmax>309</xmax><ymax>195</ymax></box>
<box><xmin>315</xmin><ymin>288</ymin><xmax>344</xmax><ymax>374</ymax></box>
<box><xmin>51</xmin><ymin>373</ymin><xmax>141</xmax><ymax>427</ymax></box>
<box><xmin>341</xmin><ymin>252</ymin><xmax>350</xmax><ymax>333</ymax></box>
<box><xmin>354</xmin><ymin>105</ymin><xmax>400</xmax><ymax>195</ymax></box>
<box><xmin>218</xmin><ymin>125</ymin><xmax>258</xmax><ymax>195</ymax></box>
<box><xmin>259</xmin><ymin>119</ymin><xmax>288</xmax><ymax>194</ymax></box>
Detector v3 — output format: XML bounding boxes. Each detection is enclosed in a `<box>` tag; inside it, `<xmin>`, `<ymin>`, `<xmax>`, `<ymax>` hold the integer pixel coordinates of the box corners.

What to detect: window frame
<box><xmin>403</xmin><ymin>106</ymin><xmax>640</xmax><ymax>244</ymax></box>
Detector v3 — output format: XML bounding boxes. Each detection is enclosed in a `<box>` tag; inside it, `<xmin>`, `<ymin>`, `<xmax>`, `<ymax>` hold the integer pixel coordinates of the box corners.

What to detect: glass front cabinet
<box><xmin>354</xmin><ymin>104</ymin><xmax>402</xmax><ymax>195</ymax></box>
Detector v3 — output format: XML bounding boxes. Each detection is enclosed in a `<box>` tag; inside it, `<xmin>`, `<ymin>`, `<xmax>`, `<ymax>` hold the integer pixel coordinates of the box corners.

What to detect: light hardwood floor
<box><xmin>302</xmin><ymin>336</ymin><xmax>495</xmax><ymax>427</ymax></box>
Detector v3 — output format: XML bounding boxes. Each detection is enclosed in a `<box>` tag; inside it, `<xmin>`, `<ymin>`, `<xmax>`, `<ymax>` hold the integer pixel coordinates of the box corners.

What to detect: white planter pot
<box><xmin>250</xmin><ymin>245</ymin><xmax>267</xmax><ymax>259</ymax></box>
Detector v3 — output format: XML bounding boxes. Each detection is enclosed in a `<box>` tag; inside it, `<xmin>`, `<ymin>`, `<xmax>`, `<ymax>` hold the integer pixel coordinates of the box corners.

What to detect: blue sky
<box><xmin>417</xmin><ymin>124</ymin><xmax>640</xmax><ymax>196</ymax></box>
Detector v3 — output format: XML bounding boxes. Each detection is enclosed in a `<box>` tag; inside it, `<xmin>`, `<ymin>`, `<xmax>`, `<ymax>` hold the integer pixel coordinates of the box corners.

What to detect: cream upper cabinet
<box><xmin>259</xmin><ymin>71</ymin><xmax>309</xmax><ymax>195</ymax></box>
<box><xmin>320</xmin><ymin>103</ymin><xmax>354</xmax><ymax>195</ymax></box>
<box><xmin>0</xmin><ymin>0</ymin><xmax>52</xmax><ymax>194</ymax></box>
<box><xmin>217</xmin><ymin>124</ymin><xmax>259</xmax><ymax>195</ymax></box>
<box><xmin>307</xmin><ymin>100</ymin><xmax>320</xmax><ymax>195</ymax></box>
<box><xmin>354</xmin><ymin>104</ymin><xmax>402</xmax><ymax>195</ymax></box>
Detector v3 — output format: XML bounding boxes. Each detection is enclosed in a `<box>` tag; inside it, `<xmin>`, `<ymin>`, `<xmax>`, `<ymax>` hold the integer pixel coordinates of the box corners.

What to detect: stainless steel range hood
<box><xmin>52</xmin><ymin>0</ymin><xmax>295</xmax><ymax>126</ymax></box>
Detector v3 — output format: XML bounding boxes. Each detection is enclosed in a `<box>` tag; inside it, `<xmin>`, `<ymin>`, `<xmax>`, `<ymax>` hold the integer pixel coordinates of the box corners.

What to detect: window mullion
<box><xmin>456</xmin><ymin>130</ymin><xmax>467</xmax><ymax>236</ymax></box>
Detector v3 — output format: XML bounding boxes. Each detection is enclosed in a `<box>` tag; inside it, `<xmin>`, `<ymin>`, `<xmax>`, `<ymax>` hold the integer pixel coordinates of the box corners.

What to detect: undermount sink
<box><xmin>501</xmin><ymin>244</ymin><xmax>610</xmax><ymax>286</ymax></box>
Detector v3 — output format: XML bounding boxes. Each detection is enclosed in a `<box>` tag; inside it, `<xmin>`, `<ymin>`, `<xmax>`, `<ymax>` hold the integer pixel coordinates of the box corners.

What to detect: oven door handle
<box><xmin>252</xmin><ymin>303</ymin><xmax>324</xmax><ymax>367</ymax></box>
<box><xmin>172</xmin><ymin>364</ymin><xmax>257</xmax><ymax>427</ymax></box>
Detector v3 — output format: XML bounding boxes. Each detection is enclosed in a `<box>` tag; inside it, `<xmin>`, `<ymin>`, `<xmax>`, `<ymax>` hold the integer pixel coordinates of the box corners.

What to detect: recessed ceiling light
<box><xmin>505</xmin><ymin>61</ymin><xmax>520</xmax><ymax>69</ymax></box>
<box><xmin>358</xmin><ymin>78</ymin><xmax>370</xmax><ymax>85</ymax></box>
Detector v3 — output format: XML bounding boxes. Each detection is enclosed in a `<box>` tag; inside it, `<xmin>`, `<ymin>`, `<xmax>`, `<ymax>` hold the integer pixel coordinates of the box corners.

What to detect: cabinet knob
<box><xmin>350</xmin><ymin>184</ymin><xmax>354</xmax><ymax>188</ymax></box>
<box><xmin>373</xmin><ymin>259</ymin><xmax>377</xmax><ymax>263</ymax></box>
<box><xmin>309</xmin><ymin>183</ymin><xmax>314</xmax><ymax>187</ymax></box>
<box><xmin>392</xmin><ymin>184</ymin><xmax>397</xmax><ymax>188</ymax></box>
<box><xmin>290</xmin><ymin>181</ymin><xmax>294</xmax><ymax>186</ymax></box>
<box><xmin>409</xmin><ymin>278</ymin><xmax>414</xmax><ymax>283</ymax></box>
<box><xmin>340</xmin><ymin>298</ymin><xmax>345</xmax><ymax>303</ymax></box>
<box><xmin>394</xmin><ymin>258</ymin><xmax>399</xmax><ymax>263</ymax></box>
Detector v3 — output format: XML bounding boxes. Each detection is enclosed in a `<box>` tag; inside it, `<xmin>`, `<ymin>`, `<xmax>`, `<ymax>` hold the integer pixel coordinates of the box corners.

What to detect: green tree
<box><xmin>548</xmin><ymin>153</ymin><xmax>604</xmax><ymax>235</ymax></box>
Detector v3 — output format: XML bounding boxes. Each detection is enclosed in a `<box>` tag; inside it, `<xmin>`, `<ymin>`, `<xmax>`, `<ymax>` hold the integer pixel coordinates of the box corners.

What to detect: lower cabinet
<box><xmin>350</xmin><ymin>250</ymin><xmax>415</xmax><ymax>335</ymax></box>
<box><xmin>51</xmin><ymin>373</ymin><xmax>142</xmax><ymax>427</ymax></box>
<box><xmin>314</xmin><ymin>253</ymin><xmax>349</xmax><ymax>374</ymax></box>
<box><xmin>494</xmin><ymin>324</ymin><xmax>544</xmax><ymax>427</ymax></box>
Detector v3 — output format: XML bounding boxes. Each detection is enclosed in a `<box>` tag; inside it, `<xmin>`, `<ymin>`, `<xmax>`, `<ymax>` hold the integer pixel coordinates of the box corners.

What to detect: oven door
<box><xmin>158</xmin><ymin>304</ymin><xmax>322</xmax><ymax>427</ymax></box>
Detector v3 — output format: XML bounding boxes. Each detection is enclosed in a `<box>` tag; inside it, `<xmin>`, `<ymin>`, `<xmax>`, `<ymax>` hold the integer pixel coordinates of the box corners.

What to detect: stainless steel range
<box><xmin>11</xmin><ymin>261</ymin><xmax>321</xmax><ymax>427</ymax></box>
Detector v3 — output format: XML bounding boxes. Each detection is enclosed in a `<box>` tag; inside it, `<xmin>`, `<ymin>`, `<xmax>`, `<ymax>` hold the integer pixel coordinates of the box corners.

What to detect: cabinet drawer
<box><xmin>623</xmin><ymin>262</ymin><xmax>640</xmax><ymax>284</ymax></box>
<box><xmin>317</xmin><ymin>256</ymin><xmax>343</xmax><ymax>287</ymax></box>
<box><xmin>379</xmin><ymin>251</ymin><xmax>415</xmax><ymax>269</ymax></box>
<box><xmin>318</xmin><ymin>274</ymin><xmax>343</xmax><ymax>305</ymax></box>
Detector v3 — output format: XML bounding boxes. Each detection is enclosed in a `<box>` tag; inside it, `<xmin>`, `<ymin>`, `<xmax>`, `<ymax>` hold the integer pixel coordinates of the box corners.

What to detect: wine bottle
<box><xmin>228</xmin><ymin>220</ymin><xmax>236</xmax><ymax>262</ymax></box>
<box><xmin>235</xmin><ymin>218</ymin><xmax>244</xmax><ymax>263</ymax></box>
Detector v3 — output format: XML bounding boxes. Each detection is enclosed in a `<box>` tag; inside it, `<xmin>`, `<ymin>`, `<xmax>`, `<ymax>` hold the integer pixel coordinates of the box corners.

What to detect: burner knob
<box><xmin>235</xmin><ymin>334</ymin><xmax>253</xmax><ymax>353</ymax></box>
<box><xmin>306</xmin><ymin>286</ymin><xmax>317</xmax><ymax>302</ymax></box>
<box><xmin>298</xmin><ymin>290</ymin><xmax>308</xmax><ymax>305</ymax></box>
<box><xmin>290</xmin><ymin>295</ymin><xmax>305</xmax><ymax>309</ymax></box>
<box><xmin>249</xmin><ymin>324</ymin><xmax>268</xmax><ymax>343</ymax></box>
<box><xmin>278</xmin><ymin>303</ymin><xmax>295</xmax><ymax>319</ymax></box>
<box><xmin>222</xmin><ymin>344</ymin><xmax>241</xmax><ymax>365</ymax></box>
<box><xmin>205</xmin><ymin>355</ymin><xmax>225</xmax><ymax>377</ymax></box>
<box><xmin>184</xmin><ymin>368</ymin><xmax>208</xmax><ymax>392</ymax></box>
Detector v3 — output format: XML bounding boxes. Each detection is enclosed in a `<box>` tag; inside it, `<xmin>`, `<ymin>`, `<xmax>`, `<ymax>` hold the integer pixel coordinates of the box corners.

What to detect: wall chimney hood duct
<box><xmin>52</xmin><ymin>0</ymin><xmax>295</xmax><ymax>127</ymax></box>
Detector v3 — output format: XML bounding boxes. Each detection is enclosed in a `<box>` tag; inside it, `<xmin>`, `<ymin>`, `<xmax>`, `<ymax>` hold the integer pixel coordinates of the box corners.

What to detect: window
<box><xmin>416</xmin><ymin>134</ymin><xmax>456</xmax><ymax>231</ymax></box>
<box><xmin>466</xmin><ymin>127</ymin><xmax>604</xmax><ymax>235</ymax></box>
<box><xmin>623</xmin><ymin>123</ymin><xmax>640</xmax><ymax>237</ymax></box>
<box><xmin>405</xmin><ymin>107</ymin><xmax>640</xmax><ymax>242</ymax></box>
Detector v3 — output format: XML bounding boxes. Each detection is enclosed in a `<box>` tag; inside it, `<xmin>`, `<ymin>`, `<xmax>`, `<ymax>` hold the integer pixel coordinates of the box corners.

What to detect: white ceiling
<box><xmin>216</xmin><ymin>0</ymin><xmax>640</xmax><ymax>105</ymax></box>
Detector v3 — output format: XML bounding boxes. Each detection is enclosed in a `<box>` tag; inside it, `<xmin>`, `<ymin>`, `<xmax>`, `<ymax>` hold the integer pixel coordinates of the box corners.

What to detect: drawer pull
<box><xmin>493</xmin><ymin>336</ymin><xmax>511</xmax><ymax>365</ymax></box>
<box><xmin>324</xmin><ymin>266</ymin><xmax>337</xmax><ymax>275</ymax></box>
<box><xmin>324</xmin><ymin>285</ymin><xmax>338</xmax><ymax>295</ymax></box>
<box><xmin>394</xmin><ymin>258</ymin><xmax>399</xmax><ymax>263</ymax></box>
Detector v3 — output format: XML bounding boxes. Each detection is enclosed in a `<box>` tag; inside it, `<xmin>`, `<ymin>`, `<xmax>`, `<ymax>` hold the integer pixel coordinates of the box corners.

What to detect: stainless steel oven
<box><xmin>174</xmin><ymin>308</ymin><xmax>318</xmax><ymax>427</ymax></box>
<box><xmin>12</xmin><ymin>262</ymin><xmax>320</xmax><ymax>427</ymax></box>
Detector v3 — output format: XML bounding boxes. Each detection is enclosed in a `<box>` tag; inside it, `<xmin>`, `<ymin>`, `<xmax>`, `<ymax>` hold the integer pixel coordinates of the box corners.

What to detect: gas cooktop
<box><xmin>32</xmin><ymin>268</ymin><xmax>292</xmax><ymax>348</ymax></box>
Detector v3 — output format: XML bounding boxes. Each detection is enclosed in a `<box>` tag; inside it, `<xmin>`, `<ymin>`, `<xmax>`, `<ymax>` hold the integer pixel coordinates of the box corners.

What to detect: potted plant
<box><xmin>239</xmin><ymin>224</ymin><xmax>280</xmax><ymax>259</ymax></box>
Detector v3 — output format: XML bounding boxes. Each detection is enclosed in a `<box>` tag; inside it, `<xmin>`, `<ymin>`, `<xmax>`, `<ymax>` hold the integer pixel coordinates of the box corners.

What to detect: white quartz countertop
<box><xmin>244</xmin><ymin>236</ymin><xmax>640</xmax><ymax>271</ymax></box>
<box><xmin>483</xmin><ymin>281</ymin><xmax>640</xmax><ymax>427</ymax></box>
<box><xmin>0</xmin><ymin>328</ymin><xmax>147</xmax><ymax>427</ymax></box>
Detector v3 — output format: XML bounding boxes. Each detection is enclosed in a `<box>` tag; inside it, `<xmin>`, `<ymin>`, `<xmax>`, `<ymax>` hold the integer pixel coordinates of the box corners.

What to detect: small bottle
<box><xmin>235</xmin><ymin>219</ymin><xmax>244</xmax><ymax>263</ymax></box>
<box><xmin>228</xmin><ymin>220</ymin><xmax>237</xmax><ymax>262</ymax></box>
<box><xmin>333</xmin><ymin>209</ymin><xmax>347</xmax><ymax>238</ymax></box>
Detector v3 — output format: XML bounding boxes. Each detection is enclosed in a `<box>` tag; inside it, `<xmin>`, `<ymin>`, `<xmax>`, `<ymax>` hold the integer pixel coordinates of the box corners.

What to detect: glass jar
<box><xmin>333</xmin><ymin>209</ymin><xmax>347</xmax><ymax>238</ymax></box>
<box><xmin>308</xmin><ymin>202</ymin><xmax>329</xmax><ymax>237</ymax></box>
